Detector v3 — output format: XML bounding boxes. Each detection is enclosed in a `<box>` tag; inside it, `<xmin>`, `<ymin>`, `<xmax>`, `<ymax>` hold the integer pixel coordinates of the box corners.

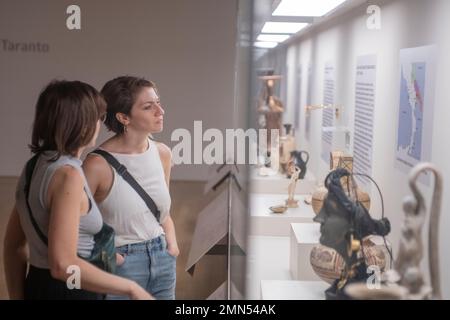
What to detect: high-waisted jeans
<box><xmin>106</xmin><ymin>234</ymin><xmax>176</xmax><ymax>300</ymax></box>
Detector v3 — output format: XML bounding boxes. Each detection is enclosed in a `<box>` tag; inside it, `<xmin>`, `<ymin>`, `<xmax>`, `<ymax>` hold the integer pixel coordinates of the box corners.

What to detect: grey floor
<box><xmin>0</xmin><ymin>178</ymin><xmax>227</xmax><ymax>300</ymax></box>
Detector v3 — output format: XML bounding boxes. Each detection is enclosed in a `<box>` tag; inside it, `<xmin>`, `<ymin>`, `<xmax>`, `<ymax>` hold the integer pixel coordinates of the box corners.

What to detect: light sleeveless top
<box><xmin>15</xmin><ymin>152</ymin><xmax>103</xmax><ymax>269</ymax></box>
<box><xmin>96</xmin><ymin>139</ymin><xmax>171</xmax><ymax>247</ymax></box>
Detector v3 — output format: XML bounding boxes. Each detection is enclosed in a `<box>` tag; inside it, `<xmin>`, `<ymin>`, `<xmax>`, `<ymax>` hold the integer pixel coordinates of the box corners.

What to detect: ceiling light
<box><xmin>261</xmin><ymin>22</ymin><xmax>308</xmax><ymax>34</ymax></box>
<box><xmin>273</xmin><ymin>0</ymin><xmax>347</xmax><ymax>17</ymax></box>
<box><xmin>257</xmin><ymin>34</ymin><xmax>290</xmax><ymax>43</ymax></box>
<box><xmin>254</xmin><ymin>41</ymin><xmax>278</xmax><ymax>49</ymax></box>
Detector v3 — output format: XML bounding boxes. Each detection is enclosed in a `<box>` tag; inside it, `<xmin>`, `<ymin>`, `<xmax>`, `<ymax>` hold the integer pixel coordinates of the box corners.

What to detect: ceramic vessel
<box><xmin>311</xmin><ymin>186</ymin><xmax>371</xmax><ymax>214</ymax></box>
<box><xmin>310</xmin><ymin>237</ymin><xmax>387</xmax><ymax>284</ymax></box>
<box><xmin>269</xmin><ymin>205</ymin><xmax>287</xmax><ymax>214</ymax></box>
<box><xmin>288</xmin><ymin>150</ymin><xmax>309</xmax><ymax>179</ymax></box>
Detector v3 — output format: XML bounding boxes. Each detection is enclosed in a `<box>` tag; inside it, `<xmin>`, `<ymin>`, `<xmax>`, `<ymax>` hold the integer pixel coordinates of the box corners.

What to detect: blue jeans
<box><xmin>106</xmin><ymin>234</ymin><xmax>176</xmax><ymax>300</ymax></box>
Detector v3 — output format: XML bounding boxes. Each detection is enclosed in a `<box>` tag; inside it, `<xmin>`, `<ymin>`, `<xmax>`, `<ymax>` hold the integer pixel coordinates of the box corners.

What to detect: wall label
<box><xmin>1</xmin><ymin>39</ymin><xmax>49</xmax><ymax>53</ymax></box>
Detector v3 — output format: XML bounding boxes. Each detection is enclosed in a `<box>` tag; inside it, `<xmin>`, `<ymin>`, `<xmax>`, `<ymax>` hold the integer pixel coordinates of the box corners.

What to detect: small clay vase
<box><xmin>311</xmin><ymin>186</ymin><xmax>371</xmax><ymax>215</ymax></box>
<box><xmin>288</xmin><ymin>150</ymin><xmax>309</xmax><ymax>179</ymax></box>
<box><xmin>311</xmin><ymin>185</ymin><xmax>328</xmax><ymax>214</ymax></box>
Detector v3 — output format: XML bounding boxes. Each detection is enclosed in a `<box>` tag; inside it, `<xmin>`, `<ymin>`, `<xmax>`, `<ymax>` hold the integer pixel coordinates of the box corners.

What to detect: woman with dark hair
<box><xmin>3</xmin><ymin>80</ymin><xmax>152</xmax><ymax>300</ymax></box>
<box><xmin>83</xmin><ymin>76</ymin><xmax>178</xmax><ymax>300</ymax></box>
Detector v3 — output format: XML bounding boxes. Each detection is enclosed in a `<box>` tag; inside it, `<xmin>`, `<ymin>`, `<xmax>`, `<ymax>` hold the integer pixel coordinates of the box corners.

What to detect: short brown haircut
<box><xmin>101</xmin><ymin>76</ymin><xmax>156</xmax><ymax>134</ymax></box>
<box><xmin>30</xmin><ymin>80</ymin><xmax>106</xmax><ymax>157</ymax></box>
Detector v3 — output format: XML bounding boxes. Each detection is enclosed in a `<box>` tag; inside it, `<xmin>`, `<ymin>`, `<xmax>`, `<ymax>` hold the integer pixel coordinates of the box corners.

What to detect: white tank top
<box><xmin>96</xmin><ymin>139</ymin><xmax>171</xmax><ymax>247</ymax></box>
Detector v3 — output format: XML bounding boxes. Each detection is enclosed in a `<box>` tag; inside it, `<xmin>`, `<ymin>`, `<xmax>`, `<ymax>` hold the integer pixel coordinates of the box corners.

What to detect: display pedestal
<box><xmin>245</xmin><ymin>236</ymin><xmax>291</xmax><ymax>300</ymax></box>
<box><xmin>289</xmin><ymin>222</ymin><xmax>321</xmax><ymax>281</ymax></box>
<box><xmin>260</xmin><ymin>280</ymin><xmax>328</xmax><ymax>300</ymax></box>
<box><xmin>250</xmin><ymin>168</ymin><xmax>316</xmax><ymax>194</ymax></box>
<box><xmin>249</xmin><ymin>194</ymin><xmax>315</xmax><ymax>236</ymax></box>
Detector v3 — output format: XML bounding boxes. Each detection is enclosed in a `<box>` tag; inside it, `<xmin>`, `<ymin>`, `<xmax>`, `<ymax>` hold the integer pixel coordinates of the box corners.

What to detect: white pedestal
<box><xmin>260</xmin><ymin>280</ymin><xmax>328</xmax><ymax>300</ymax></box>
<box><xmin>249</xmin><ymin>193</ymin><xmax>316</xmax><ymax>236</ymax></box>
<box><xmin>245</xmin><ymin>236</ymin><xmax>291</xmax><ymax>300</ymax></box>
<box><xmin>250</xmin><ymin>168</ymin><xmax>317</xmax><ymax>194</ymax></box>
<box><xmin>289</xmin><ymin>223</ymin><xmax>321</xmax><ymax>281</ymax></box>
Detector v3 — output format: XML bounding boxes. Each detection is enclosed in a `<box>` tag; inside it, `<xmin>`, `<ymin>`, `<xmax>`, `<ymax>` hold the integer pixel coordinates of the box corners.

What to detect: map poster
<box><xmin>395</xmin><ymin>45</ymin><xmax>437</xmax><ymax>184</ymax></box>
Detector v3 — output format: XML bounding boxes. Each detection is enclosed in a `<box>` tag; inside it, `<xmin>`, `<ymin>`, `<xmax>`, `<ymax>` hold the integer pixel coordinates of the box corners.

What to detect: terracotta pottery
<box><xmin>311</xmin><ymin>186</ymin><xmax>371</xmax><ymax>215</ymax></box>
<box><xmin>269</xmin><ymin>205</ymin><xmax>288</xmax><ymax>214</ymax></box>
<box><xmin>356</xmin><ymin>189</ymin><xmax>371</xmax><ymax>212</ymax></box>
<box><xmin>311</xmin><ymin>186</ymin><xmax>328</xmax><ymax>214</ymax></box>
<box><xmin>310</xmin><ymin>237</ymin><xmax>387</xmax><ymax>284</ymax></box>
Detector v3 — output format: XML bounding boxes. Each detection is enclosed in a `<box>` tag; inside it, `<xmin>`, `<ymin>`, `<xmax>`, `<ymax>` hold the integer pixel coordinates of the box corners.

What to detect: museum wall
<box><xmin>0</xmin><ymin>0</ymin><xmax>238</xmax><ymax>181</ymax></box>
<box><xmin>256</xmin><ymin>0</ymin><xmax>450</xmax><ymax>298</ymax></box>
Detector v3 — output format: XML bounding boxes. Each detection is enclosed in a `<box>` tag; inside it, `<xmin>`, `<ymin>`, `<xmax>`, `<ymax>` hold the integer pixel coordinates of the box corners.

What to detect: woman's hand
<box><xmin>129</xmin><ymin>282</ymin><xmax>154</xmax><ymax>300</ymax></box>
<box><xmin>167</xmin><ymin>244</ymin><xmax>179</xmax><ymax>258</ymax></box>
<box><xmin>3</xmin><ymin>205</ymin><xmax>28</xmax><ymax>299</ymax></box>
<box><xmin>161</xmin><ymin>217</ymin><xmax>179</xmax><ymax>258</ymax></box>
<box><xmin>116</xmin><ymin>253</ymin><xmax>125</xmax><ymax>266</ymax></box>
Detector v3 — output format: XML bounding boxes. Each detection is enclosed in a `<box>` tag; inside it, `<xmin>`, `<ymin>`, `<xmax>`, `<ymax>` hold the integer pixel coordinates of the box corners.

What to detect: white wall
<box><xmin>262</xmin><ymin>0</ymin><xmax>450</xmax><ymax>298</ymax></box>
<box><xmin>0</xmin><ymin>0</ymin><xmax>238</xmax><ymax>181</ymax></box>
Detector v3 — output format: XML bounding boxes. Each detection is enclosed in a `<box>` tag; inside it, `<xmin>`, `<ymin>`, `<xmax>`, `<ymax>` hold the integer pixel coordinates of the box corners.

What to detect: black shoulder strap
<box><xmin>91</xmin><ymin>149</ymin><xmax>161</xmax><ymax>222</ymax></box>
<box><xmin>24</xmin><ymin>154</ymin><xmax>49</xmax><ymax>246</ymax></box>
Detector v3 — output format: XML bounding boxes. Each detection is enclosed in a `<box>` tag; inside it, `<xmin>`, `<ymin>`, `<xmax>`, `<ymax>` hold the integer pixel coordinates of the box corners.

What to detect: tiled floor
<box><xmin>0</xmin><ymin>178</ymin><xmax>227</xmax><ymax>300</ymax></box>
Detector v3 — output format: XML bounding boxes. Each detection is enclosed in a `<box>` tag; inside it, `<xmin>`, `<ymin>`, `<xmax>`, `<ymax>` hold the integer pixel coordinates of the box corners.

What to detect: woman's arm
<box><xmin>161</xmin><ymin>216</ymin><xmax>179</xmax><ymax>257</ymax></box>
<box><xmin>157</xmin><ymin>143</ymin><xmax>179</xmax><ymax>257</ymax></box>
<box><xmin>156</xmin><ymin>142</ymin><xmax>173</xmax><ymax>187</ymax></box>
<box><xmin>82</xmin><ymin>154</ymin><xmax>113</xmax><ymax>204</ymax></box>
<box><xmin>3</xmin><ymin>205</ymin><xmax>28</xmax><ymax>299</ymax></box>
<box><xmin>47</xmin><ymin>166</ymin><xmax>152</xmax><ymax>299</ymax></box>
<box><xmin>83</xmin><ymin>153</ymin><xmax>125</xmax><ymax>266</ymax></box>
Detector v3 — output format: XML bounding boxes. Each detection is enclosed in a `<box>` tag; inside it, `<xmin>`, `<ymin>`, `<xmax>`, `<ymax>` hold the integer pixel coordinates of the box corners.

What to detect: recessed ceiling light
<box><xmin>273</xmin><ymin>0</ymin><xmax>347</xmax><ymax>17</ymax></box>
<box><xmin>254</xmin><ymin>41</ymin><xmax>279</xmax><ymax>49</ymax></box>
<box><xmin>261</xmin><ymin>22</ymin><xmax>308</xmax><ymax>34</ymax></box>
<box><xmin>257</xmin><ymin>34</ymin><xmax>290</xmax><ymax>43</ymax></box>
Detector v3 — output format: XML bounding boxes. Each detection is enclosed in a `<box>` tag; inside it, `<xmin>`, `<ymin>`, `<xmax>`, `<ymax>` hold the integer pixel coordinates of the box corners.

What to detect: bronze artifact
<box><xmin>257</xmin><ymin>74</ymin><xmax>284</xmax><ymax>150</ymax></box>
<box><xmin>312</xmin><ymin>168</ymin><xmax>391</xmax><ymax>300</ymax></box>
<box><xmin>346</xmin><ymin>163</ymin><xmax>443</xmax><ymax>300</ymax></box>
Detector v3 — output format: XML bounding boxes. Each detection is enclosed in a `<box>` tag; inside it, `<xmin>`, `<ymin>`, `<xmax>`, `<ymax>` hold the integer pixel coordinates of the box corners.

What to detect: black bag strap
<box><xmin>91</xmin><ymin>149</ymin><xmax>161</xmax><ymax>223</ymax></box>
<box><xmin>24</xmin><ymin>154</ymin><xmax>49</xmax><ymax>246</ymax></box>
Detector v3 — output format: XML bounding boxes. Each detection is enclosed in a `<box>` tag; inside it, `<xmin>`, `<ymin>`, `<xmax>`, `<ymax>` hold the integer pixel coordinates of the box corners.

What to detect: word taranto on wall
<box><xmin>1</xmin><ymin>39</ymin><xmax>50</xmax><ymax>53</ymax></box>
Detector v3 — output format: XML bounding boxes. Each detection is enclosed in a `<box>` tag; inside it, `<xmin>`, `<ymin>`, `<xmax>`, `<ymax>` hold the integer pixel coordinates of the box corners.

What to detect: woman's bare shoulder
<box><xmin>50</xmin><ymin>165</ymin><xmax>84</xmax><ymax>195</ymax></box>
<box><xmin>155</xmin><ymin>142</ymin><xmax>172</xmax><ymax>164</ymax></box>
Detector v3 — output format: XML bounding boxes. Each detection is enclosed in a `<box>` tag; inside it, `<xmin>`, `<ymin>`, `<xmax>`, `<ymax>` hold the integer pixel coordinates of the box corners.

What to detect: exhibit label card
<box><xmin>395</xmin><ymin>45</ymin><xmax>437</xmax><ymax>185</ymax></box>
<box><xmin>353</xmin><ymin>54</ymin><xmax>377</xmax><ymax>190</ymax></box>
<box><xmin>321</xmin><ymin>62</ymin><xmax>335</xmax><ymax>162</ymax></box>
